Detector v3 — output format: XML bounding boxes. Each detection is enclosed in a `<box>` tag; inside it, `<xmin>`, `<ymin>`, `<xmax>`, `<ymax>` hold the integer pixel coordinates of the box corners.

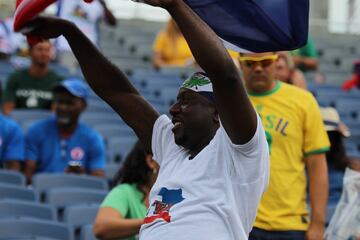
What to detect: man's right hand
<box><xmin>26</xmin><ymin>17</ymin><xmax>74</xmax><ymax>40</ymax></box>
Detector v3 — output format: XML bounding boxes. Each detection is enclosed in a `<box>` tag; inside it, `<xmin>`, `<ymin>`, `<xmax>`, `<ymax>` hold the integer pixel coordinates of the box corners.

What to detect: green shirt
<box><xmin>101</xmin><ymin>183</ymin><xmax>147</xmax><ymax>240</ymax></box>
<box><xmin>291</xmin><ymin>36</ymin><xmax>318</xmax><ymax>58</ymax></box>
<box><xmin>3</xmin><ymin>68</ymin><xmax>62</xmax><ymax>110</ymax></box>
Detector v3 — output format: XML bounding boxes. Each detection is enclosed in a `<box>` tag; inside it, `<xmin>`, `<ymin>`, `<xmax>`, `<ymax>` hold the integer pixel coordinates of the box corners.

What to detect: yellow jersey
<box><xmin>153</xmin><ymin>32</ymin><xmax>239</xmax><ymax>67</ymax></box>
<box><xmin>153</xmin><ymin>32</ymin><xmax>193</xmax><ymax>67</ymax></box>
<box><xmin>249</xmin><ymin>81</ymin><xmax>330</xmax><ymax>231</ymax></box>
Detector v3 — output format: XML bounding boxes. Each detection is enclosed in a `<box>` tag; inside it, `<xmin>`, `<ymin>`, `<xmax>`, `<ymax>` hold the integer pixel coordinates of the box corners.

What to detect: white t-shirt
<box><xmin>56</xmin><ymin>0</ymin><xmax>104</xmax><ymax>52</ymax></box>
<box><xmin>140</xmin><ymin>115</ymin><xmax>270</xmax><ymax>240</ymax></box>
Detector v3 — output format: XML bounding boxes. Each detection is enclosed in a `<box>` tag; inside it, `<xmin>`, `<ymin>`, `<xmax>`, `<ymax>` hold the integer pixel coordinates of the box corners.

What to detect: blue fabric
<box><xmin>249</xmin><ymin>227</ymin><xmax>306</xmax><ymax>240</ymax></box>
<box><xmin>185</xmin><ymin>0</ymin><xmax>309</xmax><ymax>52</ymax></box>
<box><xmin>54</xmin><ymin>78</ymin><xmax>90</xmax><ymax>101</ymax></box>
<box><xmin>0</xmin><ymin>114</ymin><xmax>25</xmax><ymax>163</ymax></box>
<box><xmin>25</xmin><ymin>117</ymin><xmax>105</xmax><ymax>173</ymax></box>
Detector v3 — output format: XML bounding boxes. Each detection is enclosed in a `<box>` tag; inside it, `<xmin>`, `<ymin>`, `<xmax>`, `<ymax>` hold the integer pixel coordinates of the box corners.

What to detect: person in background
<box><xmin>153</xmin><ymin>19</ymin><xmax>239</xmax><ymax>70</ymax></box>
<box><xmin>2</xmin><ymin>40</ymin><xmax>62</xmax><ymax>115</ymax></box>
<box><xmin>320</xmin><ymin>107</ymin><xmax>360</xmax><ymax>172</ymax></box>
<box><xmin>342</xmin><ymin>61</ymin><xmax>360</xmax><ymax>91</ymax></box>
<box><xmin>152</xmin><ymin>18</ymin><xmax>193</xmax><ymax>70</ymax></box>
<box><xmin>238</xmin><ymin>52</ymin><xmax>330</xmax><ymax>240</ymax></box>
<box><xmin>24</xmin><ymin>79</ymin><xmax>105</xmax><ymax>184</ymax></box>
<box><xmin>56</xmin><ymin>0</ymin><xmax>117</xmax><ymax>72</ymax></box>
<box><xmin>275</xmin><ymin>51</ymin><xmax>307</xmax><ymax>90</ymax></box>
<box><xmin>94</xmin><ymin>141</ymin><xmax>159</xmax><ymax>240</ymax></box>
<box><xmin>291</xmin><ymin>35</ymin><xmax>319</xmax><ymax>71</ymax></box>
<box><xmin>0</xmin><ymin>113</ymin><xmax>24</xmax><ymax>171</ymax></box>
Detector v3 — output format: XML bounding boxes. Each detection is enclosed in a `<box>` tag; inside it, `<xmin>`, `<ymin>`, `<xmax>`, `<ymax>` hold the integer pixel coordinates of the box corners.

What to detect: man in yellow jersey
<box><xmin>238</xmin><ymin>52</ymin><xmax>330</xmax><ymax>240</ymax></box>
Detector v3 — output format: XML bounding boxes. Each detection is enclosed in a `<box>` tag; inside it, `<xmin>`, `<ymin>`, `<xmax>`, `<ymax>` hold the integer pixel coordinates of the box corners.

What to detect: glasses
<box><xmin>239</xmin><ymin>55</ymin><xmax>278</xmax><ymax>68</ymax></box>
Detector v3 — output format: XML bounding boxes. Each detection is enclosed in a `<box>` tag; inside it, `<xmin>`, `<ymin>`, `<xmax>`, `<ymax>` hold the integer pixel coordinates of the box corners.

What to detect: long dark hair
<box><xmin>326</xmin><ymin>131</ymin><xmax>348</xmax><ymax>171</ymax></box>
<box><xmin>112</xmin><ymin>141</ymin><xmax>152</xmax><ymax>191</ymax></box>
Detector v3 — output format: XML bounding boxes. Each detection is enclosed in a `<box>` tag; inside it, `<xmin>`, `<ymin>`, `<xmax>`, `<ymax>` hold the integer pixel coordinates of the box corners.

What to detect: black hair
<box><xmin>326</xmin><ymin>131</ymin><xmax>348</xmax><ymax>171</ymax></box>
<box><xmin>112</xmin><ymin>141</ymin><xmax>152</xmax><ymax>193</ymax></box>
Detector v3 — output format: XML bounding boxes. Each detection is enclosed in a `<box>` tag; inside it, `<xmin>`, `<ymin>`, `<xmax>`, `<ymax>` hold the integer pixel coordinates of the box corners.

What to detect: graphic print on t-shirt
<box><xmin>144</xmin><ymin>187</ymin><xmax>185</xmax><ymax>224</ymax></box>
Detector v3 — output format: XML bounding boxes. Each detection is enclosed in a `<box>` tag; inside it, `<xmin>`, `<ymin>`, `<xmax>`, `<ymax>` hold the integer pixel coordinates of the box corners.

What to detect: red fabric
<box><xmin>143</xmin><ymin>212</ymin><xmax>171</xmax><ymax>224</ymax></box>
<box><xmin>14</xmin><ymin>0</ymin><xmax>94</xmax><ymax>45</ymax></box>
<box><xmin>14</xmin><ymin>0</ymin><xmax>57</xmax><ymax>32</ymax></box>
<box><xmin>342</xmin><ymin>74</ymin><xmax>359</xmax><ymax>91</ymax></box>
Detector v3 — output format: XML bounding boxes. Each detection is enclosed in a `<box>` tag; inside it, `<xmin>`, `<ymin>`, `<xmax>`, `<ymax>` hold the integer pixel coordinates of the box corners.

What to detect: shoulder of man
<box><xmin>27</xmin><ymin>117</ymin><xmax>54</xmax><ymax>134</ymax></box>
<box><xmin>7</xmin><ymin>68</ymin><xmax>28</xmax><ymax>81</ymax></box>
<box><xmin>0</xmin><ymin>115</ymin><xmax>22</xmax><ymax>133</ymax></box>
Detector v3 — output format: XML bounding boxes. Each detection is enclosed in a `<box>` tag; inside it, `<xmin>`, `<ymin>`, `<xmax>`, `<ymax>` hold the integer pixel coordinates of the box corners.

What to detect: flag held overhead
<box><xmin>184</xmin><ymin>0</ymin><xmax>309</xmax><ymax>52</ymax></box>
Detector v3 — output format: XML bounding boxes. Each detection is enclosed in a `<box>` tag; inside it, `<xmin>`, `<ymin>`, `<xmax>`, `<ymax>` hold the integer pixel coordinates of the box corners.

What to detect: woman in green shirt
<box><xmin>94</xmin><ymin>141</ymin><xmax>159</xmax><ymax>240</ymax></box>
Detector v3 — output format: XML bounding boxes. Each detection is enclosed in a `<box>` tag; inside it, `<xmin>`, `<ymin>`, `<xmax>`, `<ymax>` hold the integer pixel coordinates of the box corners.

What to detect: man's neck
<box><xmin>29</xmin><ymin>64</ymin><xmax>48</xmax><ymax>77</ymax></box>
<box><xmin>58</xmin><ymin>123</ymin><xmax>78</xmax><ymax>139</ymax></box>
<box><xmin>249</xmin><ymin>80</ymin><xmax>278</xmax><ymax>95</ymax></box>
<box><xmin>188</xmin><ymin>127</ymin><xmax>218</xmax><ymax>159</ymax></box>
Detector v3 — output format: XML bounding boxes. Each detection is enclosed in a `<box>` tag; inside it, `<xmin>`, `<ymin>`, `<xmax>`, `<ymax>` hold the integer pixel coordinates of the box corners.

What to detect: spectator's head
<box><xmin>29</xmin><ymin>40</ymin><xmax>52</xmax><ymax>68</ymax></box>
<box><xmin>321</xmin><ymin>107</ymin><xmax>350</xmax><ymax>170</ymax></box>
<box><xmin>169</xmin><ymin>72</ymin><xmax>219</xmax><ymax>152</ymax></box>
<box><xmin>238</xmin><ymin>52</ymin><xmax>278</xmax><ymax>94</ymax></box>
<box><xmin>53</xmin><ymin>78</ymin><xmax>89</xmax><ymax>128</ymax></box>
<box><xmin>275</xmin><ymin>52</ymin><xmax>294</xmax><ymax>83</ymax></box>
<box><xmin>113</xmin><ymin>141</ymin><xmax>159</xmax><ymax>191</ymax></box>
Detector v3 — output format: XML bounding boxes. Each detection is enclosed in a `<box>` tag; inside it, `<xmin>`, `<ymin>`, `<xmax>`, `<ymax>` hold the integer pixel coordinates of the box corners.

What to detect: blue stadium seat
<box><xmin>86</xmin><ymin>100</ymin><xmax>114</xmax><ymax>114</ymax></box>
<box><xmin>344</xmin><ymin>142</ymin><xmax>357</xmax><ymax>153</ymax></box>
<box><xmin>107</xmin><ymin>137</ymin><xmax>137</xmax><ymax>163</ymax></box>
<box><xmin>157</xmin><ymin>87</ymin><xmax>179</xmax><ymax>107</ymax></box>
<box><xmin>0</xmin><ymin>218</ymin><xmax>74</xmax><ymax>240</ymax></box>
<box><xmin>9</xmin><ymin>110</ymin><xmax>53</xmax><ymax>127</ymax></box>
<box><xmin>0</xmin><ymin>169</ymin><xmax>25</xmax><ymax>186</ymax></box>
<box><xmin>326</xmin><ymin>203</ymin><xmax>337</xmax><ymax>225</ymax></box>
<box><xmin>0</xmin><ymin>183</ymin><xmax>36</xmax><ymax>202</ymax></box>
<box><xmin>328</xmin><ymin>170</ymin><xmax>344</xmax><ymax>194</ymax></box>
<box><xmin>49</xmin><ymin>64</ymin><xmax>71</xmax><ymax>78</ymax></box>
<box><xmin>63</xmin><ymin>204</ymin><xmax>100</xmax><ymax>229</ymax></box>
<box><xmin>335</xmin><ymin>99</ymin><xmax>360</xmax><ymax>115</ymax></box>
<box><xmin>45</xmin><ymin>188</ymin><xmax>106</xmax><ymax>208</ymax></box>
<box><xmin>105</xmin><ymin>163</ymin><xmax>121</xmax><ymax>181</ymax></box>
<box><xmin>160</xmin><ymin>67</ymin><xmax>195</xmax><ymax>79</ymax></box>
<box><xmin>0</xmin><ymin>199</ymin><xmax>56</xmax><ymax>221</ymax></box>
<box><xmin>81</xmin><ymin>113</ymin><xmax>121</xmax><ymax>127</ymax></box>
<box><xmin>80</xmin><ymin>224</ymin><xmax>97</xmax><ymax>240</ymax></box>
<box><xmin>32</xmin><ymin>174</ymin><xmax>108</xmax><ymax>194</ymax></box>
<box><xmin>0</xmin><ymin>60</ymin><xmax>15</xmax><ymax>75</ymax></box>
<box><xmin>94</xmin><ymin>124</ymin><xmax>135</xmax><ymax>143</ymax></box>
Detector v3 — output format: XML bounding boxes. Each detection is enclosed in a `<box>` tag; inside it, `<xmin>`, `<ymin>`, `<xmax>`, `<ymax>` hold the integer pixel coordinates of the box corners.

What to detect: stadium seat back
<box><xmin>0</xmin><ymin>199</ymin><xmax>56</xmax><ymax>221</ymax></box>
<box><xmin>0</xmin><ymin>218</ymin><xmax>73</xmax><ymax>240</ymax></box>
<box><xmin>32</xmin><ymin>174</ymin><xmax>108</xmax><ymax>194</ymax></box>
<box><xmin>0</xmin><ymin>169</ymin><xmax>25</xmax><ymax>186</ymax></box>
<box><xmin>0</xmin><ymin>183</ymin><xmax>36</xmax><ymax>202</ymax></box>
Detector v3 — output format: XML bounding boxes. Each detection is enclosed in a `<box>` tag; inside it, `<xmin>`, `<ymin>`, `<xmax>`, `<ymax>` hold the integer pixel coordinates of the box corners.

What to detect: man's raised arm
<box><xmin>28</xmin><ymin>17</ymin><xmax>158</xmax><ymax>150</ymax></box>
<box><xmin>144</xmin><ymin>0</ymin><xmax>257</xmax><ymax>144</ymax></box>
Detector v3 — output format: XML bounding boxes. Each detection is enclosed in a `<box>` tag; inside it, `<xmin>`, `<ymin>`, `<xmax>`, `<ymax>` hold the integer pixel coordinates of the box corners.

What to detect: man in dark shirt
<box><xmin>3</xmin><ymin>40</ymin><xmax>62</xmax><ymax>114</ymax></box>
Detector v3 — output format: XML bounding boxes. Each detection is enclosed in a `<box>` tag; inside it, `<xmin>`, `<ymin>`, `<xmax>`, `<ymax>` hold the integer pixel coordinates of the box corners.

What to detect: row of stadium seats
<box><xmin>0</xmin><ymin>171</ymin><xmax>108</xmax><ymax>240</ymax></box>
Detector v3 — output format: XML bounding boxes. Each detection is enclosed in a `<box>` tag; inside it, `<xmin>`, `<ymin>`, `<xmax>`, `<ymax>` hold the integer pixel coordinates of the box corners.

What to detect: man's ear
<box><xmin>212</xmin><ymin>108</ymin><xmax>219</xmax><ymax>124</ymax></box>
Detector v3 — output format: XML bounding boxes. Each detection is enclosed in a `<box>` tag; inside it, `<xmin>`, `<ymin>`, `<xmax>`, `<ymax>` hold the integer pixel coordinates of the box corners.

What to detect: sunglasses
<box><xmin>239</xmin><ymin>55</ymin><xmax>278</xmax><ymax>68</ymax></box>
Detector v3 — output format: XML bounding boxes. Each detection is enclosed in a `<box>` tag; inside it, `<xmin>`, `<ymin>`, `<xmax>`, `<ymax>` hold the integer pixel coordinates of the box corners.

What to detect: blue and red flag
<box><xmin>184</xmin><ymin>0</ymin><xmax>310</xmax><ymax>52</ymax></box>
